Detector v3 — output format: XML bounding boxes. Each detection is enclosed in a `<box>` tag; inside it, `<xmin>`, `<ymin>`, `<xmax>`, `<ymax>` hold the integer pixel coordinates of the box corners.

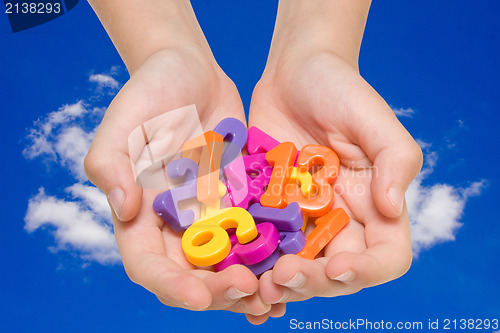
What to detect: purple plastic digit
<box><xmin>152</xmin><ymin>158</ymin><xmax>198</xmax><ymax>233</ymax></box>
<box><xmin>247</xmin><ymin>126</ymin><xmax>280</xmax><ymax>155</ymax></box>
<box><xmin>279</xmin><ymin>230</ymin><xmax>306</xmax><ymax>254</ymax></box>
<box><xmin>225</xmin><ymin>154</ymin><xmax>272</xmax><ymax>210</ymax></box>
<box><xmin>224</xmin><ymin>156</ymin><xmax>249</xmax><ymax>208</ymax></box>
<box><xmin>246</xmin><ymin>248</ymin><xmax>281</xmax><ymax>275</ymax></box>
<box><xmin>248</xmin><ymin>202</ymin><xmax>304</xmax><ymax>232</ymax></box>
<box><xmin>213</xmin><ymin>233</ymin><xmax>240</xmax><ymax>271</ymax></box>
<box><xmin>214</xmin><ymin>118</ymin><xmax>248</xmax><ymax>169</ymax></box>
<box><xmin>235</xmin><ymin>222</ymin><xmax>280</xmax><ymax>265</ymax></box>
<box><xmin>214</xmin><ymin>222</ymin><xmax>280</xmax><ymax>271</ymax></box>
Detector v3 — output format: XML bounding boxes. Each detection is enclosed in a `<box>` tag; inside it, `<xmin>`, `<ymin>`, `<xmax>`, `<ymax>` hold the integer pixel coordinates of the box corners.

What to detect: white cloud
<box><xmin>392</xmin><ymin>106</ymin><xmax>415</xmax><ymax>117</ymax></box>
<box><xmin>47</xmin><ymin>101</ymin><xmax>87</xmax><ymax>124</ymax></box>
<box><xmin>54</xmin><ymin>126</ymin><xmax>94</xmax><ymax>181</ymax></box>
<box><xmin>24</xmin><ymin>91</ymin><xmax>485</xmax><ymax>265</ymax></box>
<box><xmin>67</xmin><ymin>183</ymin><xmax>111</xmax><ymax>218</ymax></box>
<box><xmin>23</xmin><ymin>101</ymin><xmax>88</xmax><ymax>161</ymax></box>
<box><xmin>24</xmin><ymin>71</ymin><xmax>121</xmax><ymax>266</ymax></box>
<box><xmin>406</xmin><ymin>143</ymin><xmax>485</xmax><ymax>256</ymax></box>
<box><xmin>89</xmin><ymin>73</ymin><xmax>120</xmax><ymax>90</ymax></box>
<box><xmin>24</xmin><ymin>102</ymin><xmax>97</xmax><ymax>182</ymax></box>
<box><xmin>25</xmin><ymin>188</ymin><xmax>118</xmax><ymax>264</ymax></box>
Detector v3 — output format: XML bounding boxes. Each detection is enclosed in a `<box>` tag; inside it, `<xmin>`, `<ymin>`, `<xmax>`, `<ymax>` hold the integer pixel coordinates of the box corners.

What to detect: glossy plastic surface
<box><xmin>260</xmin><ymin>142</ymin><xmax>298</xmax><ymax>208</ymax></box>
<box><xmin>182</xmin><ymin>207</ymin><xmax>258</xmax><ymax>266</ymax></box>
<box><xmin>297</xmin><ymin>208</ymin><xmax>349</xmax><ymax>260</ymax></box>
<box><xmin>152</xmin><ymin>158</ymin><xmax>199</xmax><ymax>233</ymax></box>
<box><xmin>285</xmin><ymin>144</ymin><xmax>340</xmax><ymax>217</ymax></box>
<box><xmin>248</xmin><ymin>202</ymin><xmax>304</xmax><ymax>232</ymax></box>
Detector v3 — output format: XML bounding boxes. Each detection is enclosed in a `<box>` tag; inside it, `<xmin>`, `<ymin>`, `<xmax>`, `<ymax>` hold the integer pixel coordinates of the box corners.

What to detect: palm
<box><xmin>249</xmin><ymin>53</ymin><xmax>412</xmax><ymax>301</ymax></box>
<box><xmin>98</xmin><ymin>49</ymin><xmax>274</xmax><ymax>313</ymax></box>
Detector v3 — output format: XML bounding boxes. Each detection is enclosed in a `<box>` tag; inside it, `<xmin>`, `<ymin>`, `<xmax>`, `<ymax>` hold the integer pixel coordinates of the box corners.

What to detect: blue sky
<box><xmin>1</xmin><ymin>1</ymin><xmax>499</xmax><ymax>332</ymax></box>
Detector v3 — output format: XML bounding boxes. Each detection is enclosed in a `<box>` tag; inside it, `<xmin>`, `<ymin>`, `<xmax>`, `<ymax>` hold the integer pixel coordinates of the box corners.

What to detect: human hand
<box><xmin>247</xmin><ymin>0</ymin><xmax>422</xmax><ymax>313</ymax></box>
<box><xmin>85</xmin><ymin>0</ymin><xmax>285</xmax><ymax>320</ymax></box>
<box><xmin>84</xmin><ymin>47</ymin><xmax>288</xmax><ymax>318</ymax></box>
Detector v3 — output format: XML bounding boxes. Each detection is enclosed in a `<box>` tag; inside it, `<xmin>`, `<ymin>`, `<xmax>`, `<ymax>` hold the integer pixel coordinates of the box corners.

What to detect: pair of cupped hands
<box><xmin>84</xmin><ymin>44</ymin><xmax>422</xmax><ymax>324</ymax></box>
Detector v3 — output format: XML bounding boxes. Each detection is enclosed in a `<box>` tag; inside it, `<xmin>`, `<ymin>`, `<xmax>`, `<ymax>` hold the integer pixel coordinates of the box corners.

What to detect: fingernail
<box><xmin>108</xmin><ymin>188</ymin><xmax>125</xmax><ymax>220</ymax></box>
<box><xmin>387</xmin><ymin>187</ymin><xmax>404</xmax><ymax>215</ymax></box>
<box><xmin>281</xmin><ymin>272</ymin><xmax>306</xmax><ymax>289</ymax></box>
<box><xmin>331</xmin><ymin>270</ymin><xmax>355</xmax><ymax>283</ymax></box>
<box><xmin>276</xmin><ymin>288</ymin><xmax>291</xmax><ymax>303</ymax></box>
<box><xmin>225</xmin><ymin>287</ymin><xmax>253</xmax><ymax>301</ymax></box>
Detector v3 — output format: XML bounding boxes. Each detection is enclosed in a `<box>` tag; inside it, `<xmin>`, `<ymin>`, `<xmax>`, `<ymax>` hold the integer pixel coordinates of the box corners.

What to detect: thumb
<box><xmin>351</xmin><ymin>92</ymin><xmax>423</xmax><ymax>218</ymax></box>
<box><xmin>371</xmin><ymin>137</ymin><xmax>423</xmax><ymax>218</ymax></box>
<box><xmin>84</xmin><ymin>141</ymin><xmax>142</xmax><ymax>222</ymax></box>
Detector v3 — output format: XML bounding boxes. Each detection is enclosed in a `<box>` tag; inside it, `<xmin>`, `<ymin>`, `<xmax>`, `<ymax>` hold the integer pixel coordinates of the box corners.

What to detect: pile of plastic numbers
<box><xmin>153</xmin><ymin>117</ymin><xmax>350</xmax><ymax>275</ymax></box>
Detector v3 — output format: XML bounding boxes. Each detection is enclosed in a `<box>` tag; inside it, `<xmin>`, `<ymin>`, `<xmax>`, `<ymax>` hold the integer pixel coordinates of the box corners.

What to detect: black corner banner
<box><xmin>4</xmin><ymin>0</ymin><xmax>80</xmax><ymax>33</ymax></box>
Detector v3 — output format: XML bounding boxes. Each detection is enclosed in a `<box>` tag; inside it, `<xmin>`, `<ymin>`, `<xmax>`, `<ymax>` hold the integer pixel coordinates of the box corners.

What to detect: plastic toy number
<box><xmin>153</xmin><ymin>116</ymin><xmax>347</xmax><ymax>275</ymax></box>
<box><xmin>214</xmin><ymin>117</ymin><xmax>248</xmax><ymax>170</ymax></box>
<box><xmin>181</xmin><ymin>207</ymin><xmax>258</xmax><ymax>266</ymax></box>
<box><xmin>260</xmin><ymin>142</ymin><xmax>298</xmax><ymax>208</ymax></box>
<box><xmin>181</xmin><ymin>131</ymin><xmax>224</xmax><ymax>205</ymax></box>
<box><xmin>247</xmin><ymin>126</ymin><xmax>280</xmax><ymax>155</ymax></box>
<box><xmin>248</xmin><ymin>202</ymin><xmax>304</xmax><ymax>232</ymax></box>
<box><xmin>214</xmin><ymin>223</ymin><xmax>282</xmax><ymax>275</ymax></box>
<box><xmin>152</xmin><ymin>158</ymin><xmax>199</xmax><ymax>233</ymax></box>
<box><xmin>297</xmin><ymin>208</ymin><xmax>349</xmax><ymax>259</ymax></box>
<box><xmin>225</xmin><ymin>153</ymin><xmax>272</xmax><ymax>209</ymax></box>
<box><xmin>285</xmin><ymin>144</ymin><xmax>340</xmax><ymax>217</ymax></box>
<box><xmin>287</xmin><ymin>167</ymin><xmax>315</xmax><ymax>198</ymax></box>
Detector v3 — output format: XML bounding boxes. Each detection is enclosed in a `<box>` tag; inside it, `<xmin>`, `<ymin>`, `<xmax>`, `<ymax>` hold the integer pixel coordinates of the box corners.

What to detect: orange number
<box><xmin>285</xmin><ymin>144</ymin><xmax>339</xmax><ymax>217</ymax></box>
<box><xmin>260</xmin><ymin>142</ymin><xmax>297</xmax><ymax>208</ymax></box>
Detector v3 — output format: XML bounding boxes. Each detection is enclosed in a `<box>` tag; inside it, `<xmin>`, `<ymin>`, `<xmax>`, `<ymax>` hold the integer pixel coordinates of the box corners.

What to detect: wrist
<box><xmin>266</xmin><ymin>0</ymin><xmax>371</xmax><ymax>72</ymax></box>
<box><xmin>89</xmin><ymin>0</ymin><xmax>215</xmax><ymax>74</ymax></box>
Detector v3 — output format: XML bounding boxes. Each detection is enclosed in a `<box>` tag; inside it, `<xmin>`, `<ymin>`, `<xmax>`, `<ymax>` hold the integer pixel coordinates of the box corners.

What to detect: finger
<box><xmin>269</xmin><ymin>303</ymin><xmax>287</xmax><ymax>318</ymax></box>
<box><xmin>114</xmin><ymin>191</ymin><xmax>212</xmax><ymax>310</ymax></box>
<box><xmin>245</xmin><ymin>313</ymin><xmax>270</xmax><ymax>325</ymax></box>
<box><xmin>134</xmin><ymin>252</ymin><xmax>213</xmax><ymax>310</ymax></box>
<box><xmin>244</xmin><ymin>303</ymin><xmax>286</xmax><ymax>325</ymax></box>
<box><xmin>323</xmin><ymin>219</ymin><xmax>367</xmax><ymax>257</ymax></box>
<box><xmin>84</xmin><ymin>142</ymin><xmax>142</xmax><ymax>222</ymax></box>
<box><xmin>370</xmin><ymin>137</ymin><xmax>423</xmax><ymax>218</ymax></box>
<box><xmin>235</xmin><ymin>292</ymin><xmax>272</xmax><ymax>316</ymax></box>
<box><xmin>325</xmin><ymin>206</ymin><xmax>412</xmax><ymax>287</ymax></box>
<box><xmin>84</xmin><ymin>75</ymin><xmax>176</xmax><ymax>222</ymax></box>
<box><xmin>193</xmin><ymin>265</ymin><xmax>265</xmax><ymax>313</ymax></box>
<box><xmin>270</xmin><ymin>255</ymin><xmax>341</xmax><ymax>302</ymax></box>
<box><xmin>258</xmin><ymin>270</ymin><xmax>290</xmax><ymax>305</ymax></box>
<box><xmin>325</xmin><ymin>245</ymin><xmax>412</xmax><ymax>289</ymax></box>
<box><xmin>84</xmin><ymin>85</ymin><xmax>146</xmax><ymax>222</ymax></box>
<box><xmin>348</xmin><ymin>84</ymin><xmax>423</xmax><ymax>218</ymax></box>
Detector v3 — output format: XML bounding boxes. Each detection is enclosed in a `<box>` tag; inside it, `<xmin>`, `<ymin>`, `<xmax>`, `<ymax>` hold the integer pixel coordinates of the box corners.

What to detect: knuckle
<box><xmin>408</xmin><ymin>141</ymin><xmax>424</xmax><ymax>170</ymax></box>
<box><xmin>83</xmin><ymin>148</ymin><xmax>99</xmax><ymax>175</ymax></box>
<box><xmin>394</xmin><ymin>140</ymin><xmax>424</xmax><ymax>174</ymax></box>
<box><xmin>83</xmin><ymin>147</ymin><xmax>109</xmax><ymax>184</ymax></box>
<box><xmin>123</xmin><ymin>265</ymin><xmax>139</xmax><ymax>285</ymax></box>
<box><xmin>122</xmin><ymin>261</ymin><xmax>143</xmax><ymax>286</ymax></box>
<box><xmin>248</xmin><ymin>304</ymin><xmax>272</xmax><ymax>317</ymax></box>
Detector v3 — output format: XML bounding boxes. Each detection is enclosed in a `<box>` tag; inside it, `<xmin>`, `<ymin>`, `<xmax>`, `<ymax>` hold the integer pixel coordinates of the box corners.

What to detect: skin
<box><xmin>248</xmin><ymin>0</ymin><xmax>422</xmax><ymax>317</ymax></box>
<box><xmin>85</xmin><ymin>0</ymin><xmax>282</xmax><ymax>321</ymax></box>
<box><xmin>85</xmin><ymin>0</ymin><xmax>423</xmax><ymax>326</ymax></box>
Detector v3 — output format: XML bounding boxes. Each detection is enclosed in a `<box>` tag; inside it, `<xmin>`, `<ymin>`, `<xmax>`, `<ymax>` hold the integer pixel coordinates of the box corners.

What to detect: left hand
<box><xmin>248</xmin><ymin>50</ymin><xmax>422</xmax><ymax>308</ymax></box>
